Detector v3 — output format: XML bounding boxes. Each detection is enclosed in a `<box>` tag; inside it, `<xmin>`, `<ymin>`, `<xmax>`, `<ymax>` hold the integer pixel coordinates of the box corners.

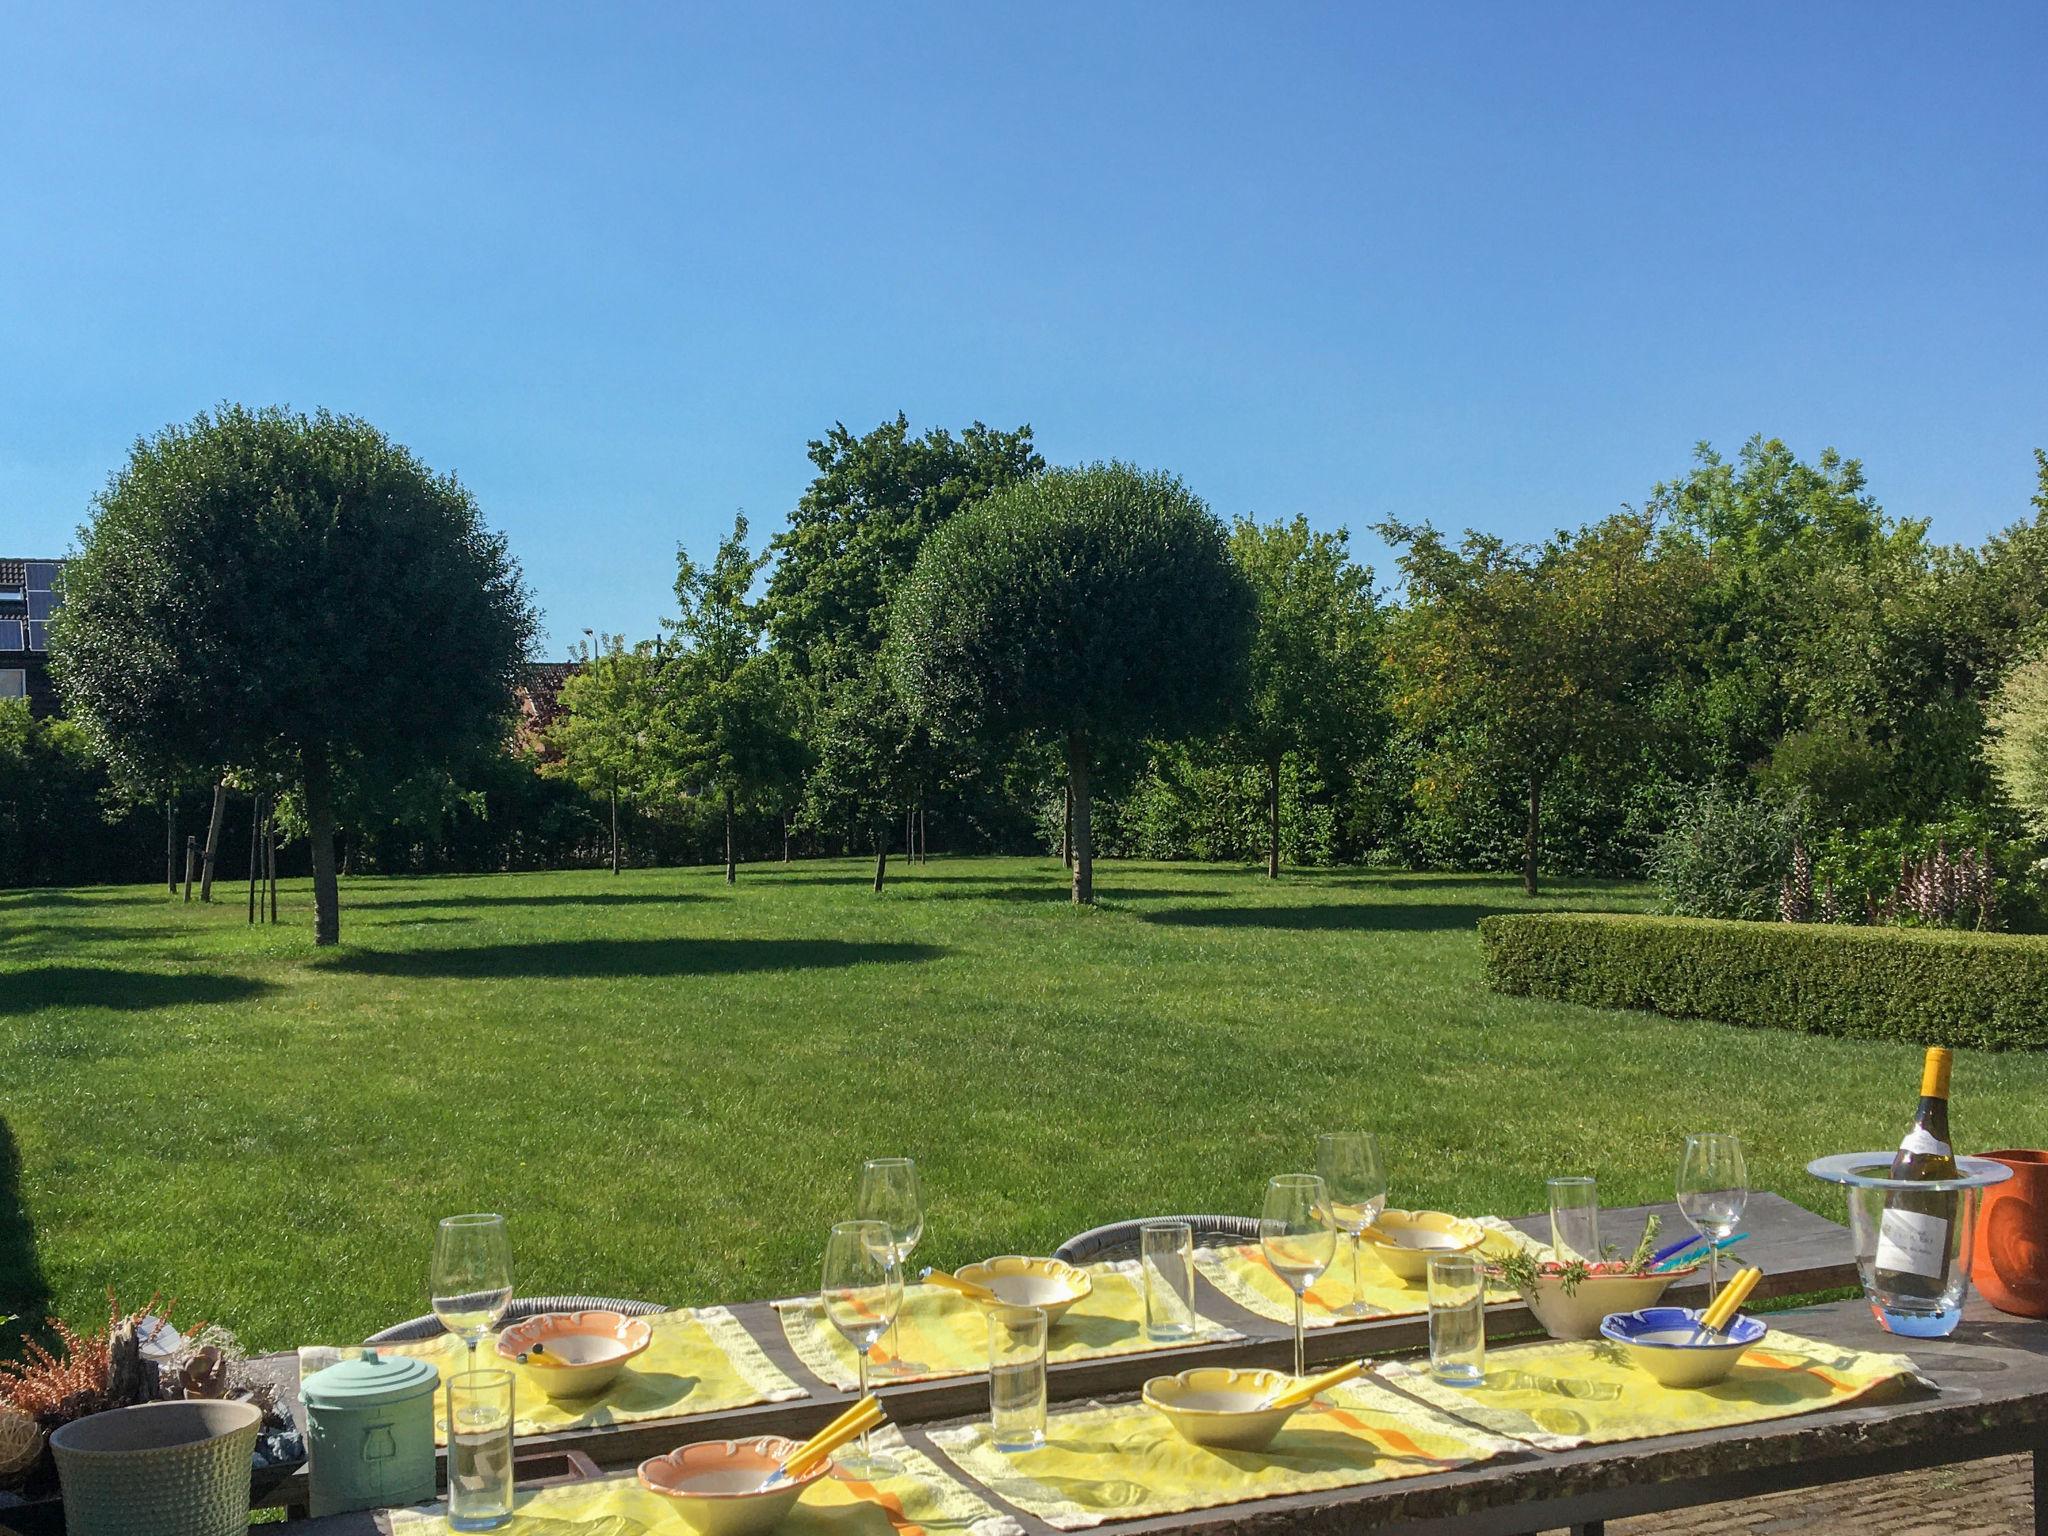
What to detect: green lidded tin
<box><xmin>301</xmin><ymin>1348</ymin><xmax>441</xmax><ymax>1516</ymax></box>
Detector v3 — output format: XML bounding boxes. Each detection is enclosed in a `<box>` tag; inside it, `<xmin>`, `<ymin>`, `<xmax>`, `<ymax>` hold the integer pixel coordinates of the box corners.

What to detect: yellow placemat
<box><xmin>775</xmin><ymin>1261</ymin><xmax>1243</xmax><ymax>1390</ymax></box>
<box><xmin>926</xmin><ymin>1377</ymin><xmax>1521</xmax><ymax>1530</ymax></box>
<box><xmin>385</xmin><ymin>1426</ymin><xmax>1021</xmax><ymax>1536</ymax></box>
<box><xmin>1383</xmin><ymin>1328</ymin><xmax>1922</xmax><ymax>1450</ymax></box>
<box><xmin>1194</xmin><ymin>1218</ymin><xmax>1536</xmax><ymax>1327</ymax></box>
<box><xmin>299</xmin><ymin>1307</ymin><xmax>806</xmax><ymax>1444</ymax></box>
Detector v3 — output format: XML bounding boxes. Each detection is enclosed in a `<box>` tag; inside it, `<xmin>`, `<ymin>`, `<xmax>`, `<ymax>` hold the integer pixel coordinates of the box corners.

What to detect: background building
<box><xmin>0</xmin><ymin>557</ymin><xmax>65</xmax><ymax>714</ymax></box>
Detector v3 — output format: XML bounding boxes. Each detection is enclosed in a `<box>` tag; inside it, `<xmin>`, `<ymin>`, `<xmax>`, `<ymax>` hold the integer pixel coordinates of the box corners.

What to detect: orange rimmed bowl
<box><xmin>496</xmin><ymin>1309</ymin><xmax>653</xmax><ymax>1398</ymax></box>
<box><xmin>638</xmin><ymin>1435</ymin><xmax>827</xmax><ymax>1536</ymax></box>
<box><xmin>953</xmin><ymin>1256</ymin><xmax>1094</xmax><ymax>1325</ymax></box>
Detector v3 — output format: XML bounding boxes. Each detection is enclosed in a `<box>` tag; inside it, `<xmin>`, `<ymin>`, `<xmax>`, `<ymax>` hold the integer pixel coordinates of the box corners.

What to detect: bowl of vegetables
<box><xmin>1492</xmin><ymin>1217</ymin><xmax>1699</xmax><ymax>1340</ymax></box>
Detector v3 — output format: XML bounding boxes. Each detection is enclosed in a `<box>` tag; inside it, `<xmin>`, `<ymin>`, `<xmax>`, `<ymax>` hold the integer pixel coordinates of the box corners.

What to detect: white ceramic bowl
<box><xmin>497</xmin><ymin>1310</ymin><xmax>653</xmax><ymax>1397</ymax></box>
<box><xmin>1599</xmin><ymin>1306</ymin><xmax>1768</xmax><ymax>1389</ymax></box>
<box><xmin>638</xmin><ymin>1436</ymin><xmax>828</xmax><ymax>1536</ymax></box>
<box><xmin>953</xmin><ymin>1256</ymin><xmax>1094</xmax><ymax>1325</ymax></box>
<box><xmin>1142</xmin><ymin>1367</ymin><xmax>1303</xmax><ymax>1451</ymax></box>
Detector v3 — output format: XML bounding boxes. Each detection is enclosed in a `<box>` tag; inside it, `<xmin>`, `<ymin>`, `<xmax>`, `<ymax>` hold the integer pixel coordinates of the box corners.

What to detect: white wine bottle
<box><xmin>1874</xmin><ymin>1046</ymin><xmax>1958</xmax><ymax>1305</ymax></box>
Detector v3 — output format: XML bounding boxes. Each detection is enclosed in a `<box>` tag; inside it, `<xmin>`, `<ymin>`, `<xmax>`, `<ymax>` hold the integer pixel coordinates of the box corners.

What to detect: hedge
<box><xmin>1479</xmin><ymin>912</ymin><xmax>2048</xmax><ymax>1051</ymax></box>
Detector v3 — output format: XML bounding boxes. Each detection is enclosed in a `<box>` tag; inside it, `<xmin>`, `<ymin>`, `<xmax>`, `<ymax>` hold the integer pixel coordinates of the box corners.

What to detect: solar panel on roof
<box><xmin>27</xmin><ymin>591</ymin><xmax>53</xmax><ymax>620</ymax></box>
<box><xmin>26</xmin><ymin>622</ymin><xmax>45</xmax><ymax>651</ymax></box>
<box><xmin>0</xmin><ymin>621</ymin><xmax>21</xmax><ymax>651</ymax></box>
<box><xmin>26</xmin><ymin>562</ymin><xmax>59</xmax><ymax>590</ymax></box>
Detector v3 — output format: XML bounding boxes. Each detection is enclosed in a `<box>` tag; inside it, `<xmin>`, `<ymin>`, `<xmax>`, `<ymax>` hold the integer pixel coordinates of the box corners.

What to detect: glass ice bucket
<box><xmin>1808</xmin><ymin>1152</ymin><xmax>2013</xmax><ymax>1337</ymax></box>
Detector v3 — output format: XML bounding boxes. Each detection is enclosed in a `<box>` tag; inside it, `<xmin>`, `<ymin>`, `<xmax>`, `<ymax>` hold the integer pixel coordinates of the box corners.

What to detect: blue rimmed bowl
<box><xmin>1599</xmin><ymin>1305</ymin><xmax>1767</xmax><ymax>1388</ymax></box>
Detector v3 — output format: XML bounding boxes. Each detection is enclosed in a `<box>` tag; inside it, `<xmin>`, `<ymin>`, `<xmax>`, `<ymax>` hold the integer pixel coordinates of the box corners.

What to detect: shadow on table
<box><xmin>317</xmin><ymin>937</ymin><xmax>946</xmax><ymax>980</ymax></box>
<box><xmin>1140</xmin><ymin>903</ymin><xmax>1517</xmax><ymax>933</ymax></box>
<box><xmin>0</xmin><ymin>966</ymin><xmax>275</xmax><ymax>1016</ymax></box>
<box><xmin>0</xmin><ymin>1115</ymin><xmax>52</xmax><ymax>1350</ymax></box>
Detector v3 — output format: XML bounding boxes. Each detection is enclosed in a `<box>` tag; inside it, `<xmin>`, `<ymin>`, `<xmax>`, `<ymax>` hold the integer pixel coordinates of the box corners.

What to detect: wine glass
<box><xmin>1316</xmin><ymin>1133</ymin><xmax>1386</xmax><ymax>1318</ymax></box>
<box><xmin>1261</xmin><ymin>1173</ymin><xmax>1336</xmax><ymax>1376</ymax></box>
<box><xmin>822</xmin><ymin>1219</ymin><xmax>902</xmax><ymax>1476</ymax></box>
<box><xmin>858</xmin><ymin>1158</ymin><xmax>924</xmax><ymax>1377</ymax></box>
<box><xmin>432</xmin><ymin>1213</ymin><xmax>513</xmax><ymax>1356</ymax></box>
<box><xmin>1677</xmin><ymin>1134</ymin><xmax>1748</xmax><ymax>1302</ymax></box>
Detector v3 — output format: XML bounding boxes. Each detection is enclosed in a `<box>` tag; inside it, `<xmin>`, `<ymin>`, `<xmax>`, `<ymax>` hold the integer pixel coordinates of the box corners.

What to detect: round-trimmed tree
<box><xmin>51</xmin><ymin>405</ymin><xmax>536</xmax><ymax>944</ymax></box>
<box><xmin>890</xmin><ymin>462</ymin><xmax>1254</xmax><ymax>902</ymax></box>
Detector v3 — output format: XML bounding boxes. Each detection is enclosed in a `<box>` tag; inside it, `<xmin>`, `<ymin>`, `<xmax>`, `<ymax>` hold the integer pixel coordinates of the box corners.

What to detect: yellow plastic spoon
<box><xmin>1263</xmin><ymin>1357</ymin><xmax>1369</xmax><ymax>1410</ymax></box>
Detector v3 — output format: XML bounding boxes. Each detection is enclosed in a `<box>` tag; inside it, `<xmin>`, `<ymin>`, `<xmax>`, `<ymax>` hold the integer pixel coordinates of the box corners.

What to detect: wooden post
<box><xmin>182</xmin><ymin>836</ymin><xmax>196</xmax><ymax>902</ymax></box>
<box><xmin>247</xmin><ymin>794</ymin><xmax>262</xmax><ymax>924</ymax></box>
<box><xmin>166</xmin><ymin>798</ymin><xmax>177</xmax><ymax>893</ymax></box>
<box><xmin>267</xmin><ymin>818</ymin><xmax>279</xmax><ymax>924</ymax></box>
<box><xmin>1062</xmin><ymin>783</ymin><xmax>1073</xmax><ymax>869</ymax></box>
<box><xmin>199</xmin><ymin>781</ymin><xmax>228</xmax><ymax>902</ymax></box>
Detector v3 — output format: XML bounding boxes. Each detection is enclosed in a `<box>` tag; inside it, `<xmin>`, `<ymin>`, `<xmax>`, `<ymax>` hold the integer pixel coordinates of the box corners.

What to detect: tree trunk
<box><xmin>916</xmin><ymin>804</ymin><xmax>926</xmax><ymax>864</ymax></box>
<box><xmin>783</xmin><ymin>812</ymin><xmax>792</xmax><ymax>865</ymax></box>
<box><xmin>1061</xmin><ymin>783</ymin><xmax>1073</xmax><ymax>868</ymax></box>
<box><xmin>183</xmin><ymin>836</ymin><xmax>195</xmax><ymax>902</ymax></box>
<box><xmin>267</xmin><ymin>816</ymin><xmax>279</xmax><ymax>924</ymax></box>
<box><xmin>610</xmin><ymin>780</ymin><xmax>620</xmax><ymax>875</ymax></box>
<box><xmin>247</xmin><ymin>794</ymin><xmax>262</xmax><ymax>924</ymax></box>
<box><xmin>873</xmin><ymin>831</ymin><xmax>888</xmax><ymax>894</ymax></box>
<box><xmin>1067</xmin><ymin>733</ymin><xmax>1094</xmax><ymax>905</ymax></box>
<box><xmin>166</xmin><ymin>799</ymin><xmax>177</xmax><ymax>894</ymax></box>
<box><xmin>1523</xmin><ymin>773</ymin><xmax>1543</xmax><ymax>897</ymax></box>
<box><xmin>305</xmin><ymin>748</ymin><xmax>341</xmax><ymax>945</ymax></box>
<box><xmin>199</xmin><ymin>781</ymin><xmax>228</xmax><ymax>901</ymax></box>
<box><xmin>1266</xmin><ymin>752</ymin><xmax>1282</xmax><ymax>880</ymax></box>
<box><xmin>724</xmin><ymin>786</ymin><xmax>736</xmax><ymax>884</ymax></box>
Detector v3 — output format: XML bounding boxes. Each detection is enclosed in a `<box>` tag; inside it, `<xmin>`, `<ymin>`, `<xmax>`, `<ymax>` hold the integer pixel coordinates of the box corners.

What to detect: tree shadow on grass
<box><xmin>317</xmin><ymin>937</ymin><xmax>945</xmax><ymax>980</ymax></box>
<box><xmin>918</xmin><ymin>885</ymin><xmax>1237</xmax><ymax>903</ymax></box>
<box><xmin>0</xmin><ymin>1116</ymin><xmax>51</xmax><ymax>1353</ymax></box>
<box><xmin>362</xmin><ymin>891</ymin><xmax>708</xmax><ymax>912</ymax></box>
<box><xmin>1142</xmin><ymin>903</ymin><xmax>1520</xmax><ymax>933</ymax></box>
<box><xmin>0</xmin><ymin>967</ymin><xmax>275</xmax><ymax>1016</ymax></box>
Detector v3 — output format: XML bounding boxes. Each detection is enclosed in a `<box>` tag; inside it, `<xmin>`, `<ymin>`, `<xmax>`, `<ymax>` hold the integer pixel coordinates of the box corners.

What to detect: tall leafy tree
<box><xmin>892</xmin><ymin>462</ymin><xmax>1255</xmax><ymax>903</ymax></box>
<box><xmin>1380</xmin><ymin>511</ymin><xmax>1701</xmax><ymax>895</ymax></box>
<box><xmin>1226</xmin><ymin>516</ymin><xmax>1385</xmax><ymax>877</ymax></box>
<box><xmin>801</xmin><ymin>648</ymin><xmax>934</xmax><ymax>892</ymax></box>
<box><xmin>659</xmin><ymin>516</ymin><xmax>806</xmax><ymax>882</ymax></box>
<box><xmin>50</xmin><ymin>405</ymin><xmax>535</xmax><ymax>943</ymax></box>
<box><xmin>545</xmin><ymin>639</ymin><xmax>660</xmax><ymax>873</ymax></box>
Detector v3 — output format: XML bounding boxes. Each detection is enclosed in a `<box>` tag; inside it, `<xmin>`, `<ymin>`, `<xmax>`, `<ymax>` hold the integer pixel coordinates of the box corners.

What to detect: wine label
<box><xmin>1899</xmin><ymin>1125</ymin><xmax>1951</xmax><ymax>1157</ymax></box>
<box><xmin>1876</xmin><ymin>1207</ymin><xmax>1949</xmax><ymax>1279</ymax></box>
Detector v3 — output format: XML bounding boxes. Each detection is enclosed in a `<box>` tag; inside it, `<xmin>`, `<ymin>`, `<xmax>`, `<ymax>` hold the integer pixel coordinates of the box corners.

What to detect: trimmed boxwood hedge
<box><xmin>1479</xmin><ymin>913</ymin><xmax>2048</xmax><ymax>1051</ymax></box>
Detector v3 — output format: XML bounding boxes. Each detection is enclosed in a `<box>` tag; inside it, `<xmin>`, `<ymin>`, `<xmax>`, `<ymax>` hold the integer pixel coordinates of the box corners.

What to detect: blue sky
<box><xmin>4</xmin><ymin>2</ymin><xmax>2043</xmax><ymax>654</ymax></box>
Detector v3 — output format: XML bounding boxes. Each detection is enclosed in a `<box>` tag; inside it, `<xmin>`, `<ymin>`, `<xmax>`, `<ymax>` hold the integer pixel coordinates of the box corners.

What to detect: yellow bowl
<box><xmin>497</xmin><ymin>1310</ymin><xmax>653</xmax><ymax>1398</ymax></box>
<box><xmin>1142</xmin><ymin>1367</ymin><xmax>1301</xmax><ymax>1451</ymax></box>
<box><xmin>1360</xmin><ymin>1210</ymin><xmax>1485</xmax><ymax>1283</ymax></box>
<box><xmin>952</xmin><ymin>1256</ymin><xmax>1094</xmax><ymax>1325</ymax></box>
<box><xmin>638</xmin><ymin>1436</ymin><xmax>827</xmax><ymax>1536</ymax></box>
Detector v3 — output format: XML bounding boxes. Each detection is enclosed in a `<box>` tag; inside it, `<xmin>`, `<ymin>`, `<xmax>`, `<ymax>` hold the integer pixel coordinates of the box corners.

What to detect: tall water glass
<box><xmin>447</xmin><ymin>1369</ymin><xmax>515</xmax><ymax>1532</ymax></box>
<box><xmin>1677</xmin><ymin>1134</ymin><xmax>1749</xmax><ymax>1302</ymax></box>
<box><xmin>1547</xmin><ymin>1177</ymin><xmax>1601</xmax><ymax>1263</ymax></box>
<box><xmin>822</xmin><ymin>1219</ymin><xmax>902</xmax><ymax>1477</ymax></box>
<box><xmin>1141</xmin><ymin>1222</ymin><xmax>1197</xmax><ymax>1342</ymax></box>
<box><xmin>1261</xmin><ymin>1173</ymin><xmax>1336</xmax><ymax>1377</ymax></box>
<box><xmin>1316</xmin><ymin>1132</ymin><xmax>1387</xmax><ymax>1317</ymax></box>
<box><xmin>1427</xmin><ymin>1253</ymin><xmax>1486</xmax><ymax>1387</ymax></box>
<box><xmin>433</xmin><ymin>1214</ymin><xmax>514</xmax><ymax>1356</ymax></box>
<box><xmin>987</xmin><ymin>1305</ymin><xmax>1048</xmax><ymax>1451</ymax></box>
<box><xmin>859</xmin><ymin>1157</ymin><xmax>924</xmax><ymax>1374</ymax></box>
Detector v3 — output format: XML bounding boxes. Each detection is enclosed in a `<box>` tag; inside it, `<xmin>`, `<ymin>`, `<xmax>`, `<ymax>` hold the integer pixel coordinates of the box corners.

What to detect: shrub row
<box><xmin>1479</xmin><ymin>912</ymin><xmax>2048</xmax><ymax>1051</ymax></box>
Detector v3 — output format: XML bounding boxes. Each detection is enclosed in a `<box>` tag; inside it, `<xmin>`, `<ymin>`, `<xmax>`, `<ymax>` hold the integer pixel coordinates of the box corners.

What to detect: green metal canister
<box><xmin>300</xmin><ymin>1348</ymin><xmax>440</xmax><ymax>1516</ymax></box>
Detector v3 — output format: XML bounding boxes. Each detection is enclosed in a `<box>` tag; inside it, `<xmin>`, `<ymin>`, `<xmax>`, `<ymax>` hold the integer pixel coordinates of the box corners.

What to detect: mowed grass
<box><xmin>6</xmin><ymin>858</ymin><xmax>2047</xmax><ymax>1355</ymax></box>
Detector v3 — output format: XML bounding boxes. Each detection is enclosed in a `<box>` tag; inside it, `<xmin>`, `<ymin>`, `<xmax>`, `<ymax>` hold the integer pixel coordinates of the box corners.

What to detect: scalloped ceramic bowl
<box><xmin>497</xmin><ymin>1310</ymin><xmax>653</xmax><ymax>1398</ymax></box>
<box><xmin>953</xmin><ymin>1256</ymin><xmax>1094</xmax><ymax>1325</ymax></box>
<box><xmin>1361</xmin><ymin>1210</ymin><xmax>1485</xmax><ymax>1283</ymax></box>
<box><xmin>638</xmin><ymin>1436</ymin><xmax>827</xmax><ymax>1536</ymax></box>
<box><xmin>1600</xmin><ymin>1305</ymin><xmax>1768</xmax><ymax>1389</ymax></box>
<box><xmin>1142</xmin><ymin>1367</ymin><xmax>1302</xmax><ymax>1451</ymax></box>
<box><xmin>1517</xmin><ymin>1267</ymin><xmax>1699</xmax><ymax>1340</ymax></box>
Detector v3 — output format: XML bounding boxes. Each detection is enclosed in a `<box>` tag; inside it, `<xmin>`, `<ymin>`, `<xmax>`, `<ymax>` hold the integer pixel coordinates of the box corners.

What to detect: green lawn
<box><xmin>5</xmin><ymin>858</ymin><xmax>2044</xmax><ymax>1356</ymax></box>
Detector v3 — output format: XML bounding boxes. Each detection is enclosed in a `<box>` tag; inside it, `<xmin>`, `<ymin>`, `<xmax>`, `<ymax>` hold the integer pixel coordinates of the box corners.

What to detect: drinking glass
<box><xmin>447</xmin><ymin>1369</ymin><xmax>515</xmax><ymax>1531</ymax></box>
<box><xmin>432</xmin><ymin>1214</ymin><xmax>513</xmax><ymax>1356</ymax></box>
<box><xmin>1261</xmin><ymin>1173</ymin><xmax>1336</xmax><ymax>1377</ymax></box>
<box><xmin>822</xmin><ymin>1219</ymin><xmax>902</xmax><ymax>1476</ymax></box>
<box><xmin>1547</xmin><ymin>1177</ymin><xmax>1601</xmax><ymax>1263</ymax></box>
<box><xmin>1426</xmin><ymin>1253</ymin><xmax>1486</xmax><ymax>1387</ymax></box>
<box><xmin>858</xmin><ymin>1157</ymin><xmax>924</xmax><ymax>1376</ymax></box>
<box><xmin>987</xmin><ymin>1305</ymin><xmax>1048</xmax><ymax>1451</ymax></box>
<box><xmin>1677</xmin><ymin>1133</ymin><xmax>1749</xmax><ymax>1301</ymax></box>
<box><xmin>1316</xmin><ymin>1133</ymin><xmax>1387</xmax><ymax>1317</ymax></box>
<box><xmin>1141</xmin><ymin>1221</ymin><xmax>1196</xmax><ymax>1342</ymax></box>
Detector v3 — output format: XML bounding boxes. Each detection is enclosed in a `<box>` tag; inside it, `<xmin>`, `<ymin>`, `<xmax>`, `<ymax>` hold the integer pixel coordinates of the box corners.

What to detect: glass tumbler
<box><xmin>1142</xmin><ymin>1221</ymin><xmax>1197</xmax><ymax>1342</ymax></box>
<box><xmin>1427</xmin><ymin>1253</ymin><xmax>1486</xmax><ymax>1387</ymax></box>
<box><xmin>447</xmin><ymin>1369</ymin><xmax>515</xmax><ymax>1531</ymax></box>
<box><xmin>1547</xmin><ymin>1176</ymin><xmax>1601</xmax><ymax>1263</ymax></box>
<box><xmin>988</xmin><ymin>1305</ymin><xmax>1048</xmax><ymax>1451</ymax></box>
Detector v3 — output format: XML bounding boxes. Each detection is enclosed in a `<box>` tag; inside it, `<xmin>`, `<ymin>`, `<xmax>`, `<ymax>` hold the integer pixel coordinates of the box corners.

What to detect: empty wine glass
<box><xmin>432</xmin><ymin>1214</ymin><xmax>513</xmax><ymax>1356</ymax></box>
<box><xmin>1261</xmin><ymin>1173</ymin><xmax>1336</xmax><ymax>1377</ymax></box>
<box><xmin>858</xmin><ymin>1157</ymin><xmax>924</xmax><ymax>1377</ymax></box>
<box><xmin>1677</xmin><ymin>1134</ymin><xmax>1748</xmax><ymax>1302</ymax></box>
<box><xmin>822</xmin><ymin>1219</ymin><xmax>902</xmax><ymax>1477</ymax></box>
<box><xmin>1316</xmin><ymin>1133</ymin><xmax>1387</xmax><ymax>1318</ymax></box>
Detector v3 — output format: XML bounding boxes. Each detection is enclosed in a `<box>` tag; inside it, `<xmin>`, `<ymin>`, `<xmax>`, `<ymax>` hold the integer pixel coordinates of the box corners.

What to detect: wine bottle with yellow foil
<box><xmin>1873</xmin><ymin>1046</ymin><xmax>1958</xmax><ymax>1306</ymax></box>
